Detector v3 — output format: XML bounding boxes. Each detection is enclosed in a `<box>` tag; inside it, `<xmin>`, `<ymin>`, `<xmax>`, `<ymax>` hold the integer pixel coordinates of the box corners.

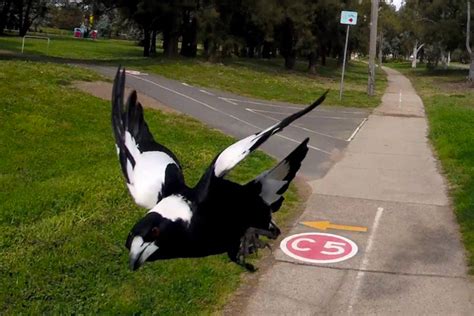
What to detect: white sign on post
<box><xmin>340</xmin><ymin>11</ymin><xmax>358</xmax><ymax>25</ymax></box>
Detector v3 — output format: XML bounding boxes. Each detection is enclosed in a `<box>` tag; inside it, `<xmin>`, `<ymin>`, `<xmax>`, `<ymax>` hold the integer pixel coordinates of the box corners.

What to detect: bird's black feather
<box><xmin>111</xmin><ymin>67</ymin><xmax>186</xmax><ymax>208</ymax></box>
<box><xmin>111</xmin><ymin>67</ymin><xmax>328</xmax><ymax>270</ymax></box>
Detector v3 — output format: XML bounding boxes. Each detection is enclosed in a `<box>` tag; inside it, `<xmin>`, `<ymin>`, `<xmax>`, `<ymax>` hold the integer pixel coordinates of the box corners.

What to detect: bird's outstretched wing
<box><xmin>112</xmin><ymin>67</ymin><xmax>186</xmax><ymax>209</ymax></box>
<box><xmin>194</xmin><ymin>91</ymin><xmax>328</xmax><ymax>202</ymax></box>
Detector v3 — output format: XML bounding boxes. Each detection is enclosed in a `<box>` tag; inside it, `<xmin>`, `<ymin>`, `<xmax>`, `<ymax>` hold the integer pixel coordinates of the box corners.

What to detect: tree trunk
<box><xmin>0</xmin><ymin>0</ymin><xmax>13</xmax><ymax>35</ymax></box>
<box><xmin>150</xmin><ymin>30</ymin><xmax>157</xmax><ymax>55</ymax></box>
<box><xmin>467</xmin><ymin>1</ymin><xmax>473</xmax><ymax>81</ymax></box>
<box><xmin>411</xmin><ymin>41</ymin><xmax>424</xmax><ymax>68</ymax></box>
<box><xmin>180</xmin><ymin>11</ymin><xmax>197</xmax><ymax>57</ymax></box>
<box><xmin>412</xmin><ymin>43</ymin><xmax>417</xmax><ymax>68</ymax></box>
<box><xmin>320</xmin><ymin>46</ymin><xmax>327</xmax><ymax>66</ymax></box>
<box><xmin>308</xmin><ymin>52</ymin><xmax>318</xmax><ymax>74</ymax></box>
<box><xmin>205</xmin><ymin>39</ymin><xmax>218</xmax><ymax>62</ymax></box>
<box><xmin>280</xmin><ymin>17</ymin><xmax>296</xmax><ymax>70</ymax></box>
<box><xmin>248</xmin><ymin>45</ymin><xmax>255</xmax><ymax>58</ymax></box>
<box><xmin>19</xmin><ymin>0</ymin><xmax>33</xmax><ymax>37</ymax></box>
<box><xmin>262</xmin><ymin>41</ymin><xmax>273</xmax><ymax>59</ymax></box>
<box><xmin>441</xmin><ymin>50</ymin><xmax>447</xmax><ymax>69</ymax></box>
<box><xmin>284</xmin><ymin>55</ymin><xmax>296</xmax><ymax>69</ymax></box>
<box><xmin>469</xmin><ymin>54</ymin><xmax>474</xmax><ymax>82</ymax></box>
<box><xmin>143</xmin><ymin>28</ymin><xmax>150</xmax><ymax>57</ymax></box>
<box><xmin>163</xmin><ymin>29</ymin><xmax>179</xmax><ymax>57</ymax></box>
<box><xmin>378</xmin><ymin>31</ymin><xmax>383</xmax><ymax>67</ymax></box>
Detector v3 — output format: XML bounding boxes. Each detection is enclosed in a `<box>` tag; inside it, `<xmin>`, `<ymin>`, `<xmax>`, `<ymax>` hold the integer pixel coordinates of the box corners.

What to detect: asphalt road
<box><xmin>90</xmin><ymin>65</ymin><xmax>369</xmax><ymax>180</ymax></box>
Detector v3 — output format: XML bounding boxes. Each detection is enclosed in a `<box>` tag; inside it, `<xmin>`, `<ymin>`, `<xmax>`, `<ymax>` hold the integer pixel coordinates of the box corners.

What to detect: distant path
<box><xmin>88</xmin><ymin>65</ymin><xmax>369</xmax><ymax>180</ymax></box>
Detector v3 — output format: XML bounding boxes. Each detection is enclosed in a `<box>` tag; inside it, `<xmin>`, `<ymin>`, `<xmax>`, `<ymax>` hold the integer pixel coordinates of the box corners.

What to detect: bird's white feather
<box><xmin>123</xmin><ymin>131</ymin><xmax>177</xmax><ymax>209</ymax></box>
<box><xmin>214</xmin><ymin>123</ymin><xmax>278</xmax><ymax>178</ymax></box>
<box><xmin>214</xmin><ymin>134</ymin><xmax>257</xmax><ymax>177</ymax></box>
<box><xmin>148</xmin><ymin>195</ymin><xmax>192</xmax><ymax>222</ymax></box>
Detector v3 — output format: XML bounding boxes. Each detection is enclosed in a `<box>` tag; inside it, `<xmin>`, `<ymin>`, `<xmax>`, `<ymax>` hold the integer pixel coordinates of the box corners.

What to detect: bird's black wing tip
<box><xmin>311</xmin><ymin>89</ymin><xmax>329</xmax><ymax>107</ymax></box>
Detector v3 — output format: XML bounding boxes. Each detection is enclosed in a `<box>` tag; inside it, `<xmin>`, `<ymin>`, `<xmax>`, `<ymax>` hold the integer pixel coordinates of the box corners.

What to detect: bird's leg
<box><xmin>233</xmin><ymin>225</ymin><xmax>281</xmax><ymax>271</ymax></box>
<box><xmin>228</xmin><ymin>244</ymin><xmax>256</xmax><ymax>272</ymax></box>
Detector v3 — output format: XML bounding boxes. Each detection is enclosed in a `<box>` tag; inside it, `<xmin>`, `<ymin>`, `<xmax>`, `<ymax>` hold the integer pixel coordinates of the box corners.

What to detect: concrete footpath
<box><xmin>228</xmin><ymin>67</ymin><xmax>474</xmax><ymax>315</ymax></box>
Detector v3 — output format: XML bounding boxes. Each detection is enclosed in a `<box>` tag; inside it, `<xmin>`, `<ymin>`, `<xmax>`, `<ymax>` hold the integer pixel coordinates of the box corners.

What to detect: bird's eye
<box><xmin>151</xmin><ymin>227</ymin><xmax>160</xmax><ymax>238</ymax></box>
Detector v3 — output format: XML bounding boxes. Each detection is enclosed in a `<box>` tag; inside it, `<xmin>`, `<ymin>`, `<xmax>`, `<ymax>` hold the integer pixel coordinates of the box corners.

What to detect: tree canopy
<box><xmin>1</xmin><ymin>0</ymin><xmax>472</xmax><ymax>77</ymax></box>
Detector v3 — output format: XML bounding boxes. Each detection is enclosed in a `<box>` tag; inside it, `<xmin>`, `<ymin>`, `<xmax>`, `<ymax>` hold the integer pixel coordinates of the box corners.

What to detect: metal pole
<box><xmin>21</xmin><ymin>36</ymin><xmax>25</xmax><ymax>53</ymax></box>
<box><xmin>340</xmin><ymin>25</ymin><xmax>350</xmax><ymax>100</ymax></box>
<box><xmin>367</xmin><ymin>0</ymin><xmax>379</xmax><ymax>96</ymax></box>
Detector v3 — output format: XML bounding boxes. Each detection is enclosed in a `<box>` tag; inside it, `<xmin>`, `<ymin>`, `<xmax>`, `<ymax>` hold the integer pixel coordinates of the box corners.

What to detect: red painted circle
<box><xmin>280</xmin><ymin>232</ymin><xmax>358</xmax><ymax>264</ymax></box>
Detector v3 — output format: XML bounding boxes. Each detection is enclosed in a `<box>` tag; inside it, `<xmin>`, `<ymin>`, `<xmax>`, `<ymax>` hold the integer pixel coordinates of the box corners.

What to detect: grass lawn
<box><xmin>1</xmin><ymin>33</ymin><xmax>386</xmax><ymax>108</ymax></box>
<box><xmin>388</xmin><ymin>62</ymin><xmax>474</xmax><ymax>273</ymax></box>
<box><xmin>0</xmin><ymin>60</ymin><xmax>300</xmax><ymax>314</ymax></box>
<box><xmin>0</xmin><ymin>34</ymin><xmax>143</xmax><ymax>60</ymax></box>
<box><xmin>127</xmin><ymin>57</ymin><xmax>386</xmax><ymax>108</ymax></box>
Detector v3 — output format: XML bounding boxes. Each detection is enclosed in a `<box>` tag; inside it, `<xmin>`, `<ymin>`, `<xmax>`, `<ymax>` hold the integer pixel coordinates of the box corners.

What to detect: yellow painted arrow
<box><xmin>301</xmin><ymin>221</ymin><xmax>367</xmax><ymax>233</ymax></box>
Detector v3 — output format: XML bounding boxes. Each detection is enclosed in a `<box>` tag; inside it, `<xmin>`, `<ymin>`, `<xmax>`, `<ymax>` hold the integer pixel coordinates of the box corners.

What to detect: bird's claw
<box><xmin>234</xmin><ymin>226</ymin><xmax>280</xmax><ymax>271</ymax></box>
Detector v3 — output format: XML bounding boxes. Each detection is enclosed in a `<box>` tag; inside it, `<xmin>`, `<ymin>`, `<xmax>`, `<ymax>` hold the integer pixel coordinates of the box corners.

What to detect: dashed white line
<box><xmin>347</xmin><ymin>118</ymin><xmax>368</xmax><ymax>142</ymax></box>
<box><xmin>249</xmin><ymin>108</ymin><xmax>357</xmax><ymax>120</ymax></box>
<box><xmin>347</xmin><ymin>207</ymin><xmax>384</xmax><ymax>314</ymax></box>
<box><xmin>223</xmin><ymin>97</ymin><xmax>367</xmax><ymax>115</ymax></box>
<box><xmin>125</xmin><ymin>70</ymin><xmax>148</xmax><ymax>76</ymax></box>
<box><xmin>399</xmin><ymin>89</ymin><xmax>402</xmax><ymax>108</ymax></box>
<box><xmin>199</xmin><ymin>89</ymin><xmax>215</xmax><ymax>96</ymax></box>
<box><xmin>247</xmin><ymin>108</ymin><xmax>346</xmax><ymax>141</ymax></box>
<box><xmin>128</xmin><ymin>74</ymin><xmax>331</xmax><ymax>155</ymax></box>
<box><xmin>218</xmin><ymin>97</ymin><xmax>238</xmax><ymax>105</ymax></box>
<box><xmin>181</xmin><ymin>82</ymin><xmax>191</xmax><ymax>87</ymax></box>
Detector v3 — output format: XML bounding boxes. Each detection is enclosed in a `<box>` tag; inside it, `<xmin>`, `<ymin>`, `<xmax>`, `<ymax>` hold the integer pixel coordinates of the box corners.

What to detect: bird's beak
<box><xmin>129</xmin><ymin>236</ymin><xmax>159</xmax><ymax>271</ymax></box>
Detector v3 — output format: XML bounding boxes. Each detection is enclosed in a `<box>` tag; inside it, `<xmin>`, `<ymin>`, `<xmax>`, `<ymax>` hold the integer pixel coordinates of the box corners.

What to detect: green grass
<box><xmin>0</xmin><ymin>60</ymin><xmax>300</xmax><ymax>313</ymax></box>
<box><xmin>127</xmin><ymin>57</ymin><xmax>386</xmax><ymax>108</ymax></box>
<box><xmin>388</xmin><ymin>62</ymin><xmax>474</xmax><ymax>273</ymax></box>
<box><xmin>0</xmin><ymin>34</ymin><xmax>143</xmax><ymax>60</ymax></box>
<box><xmin>1</xmin><ymin>31</ymin><xmax>386</xmax><ymax>108</ymax></box>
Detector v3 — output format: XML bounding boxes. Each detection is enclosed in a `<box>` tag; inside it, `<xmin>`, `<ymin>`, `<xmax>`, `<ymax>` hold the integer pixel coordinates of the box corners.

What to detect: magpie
<box><xmin>111</xmin><ymin>67</ymin><xmax>328</xmax><ymax>271</ymax></box>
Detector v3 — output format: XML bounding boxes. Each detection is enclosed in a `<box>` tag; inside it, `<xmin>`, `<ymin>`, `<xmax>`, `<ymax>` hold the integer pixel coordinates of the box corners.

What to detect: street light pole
<box><xmin>367</xmin><ymin>0</ymin><xmax>379</xmax><ymax>96</ymax></box>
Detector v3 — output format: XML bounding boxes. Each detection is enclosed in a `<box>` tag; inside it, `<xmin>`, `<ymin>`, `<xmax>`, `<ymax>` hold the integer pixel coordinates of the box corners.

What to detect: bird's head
<box><xmin>125</xmin><ymin>195</ymin><xmax>192</xmax><ymax>270</ymax></box>
<box><xmin>125</xmin><ymin>212</ymin><xmax>165</xmax><ymax>271</ymax></box>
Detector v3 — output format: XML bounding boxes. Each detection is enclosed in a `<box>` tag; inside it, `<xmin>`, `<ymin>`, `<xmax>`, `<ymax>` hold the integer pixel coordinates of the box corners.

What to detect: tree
<box><xmin>11</xmin><ymin>0</ymin><xmax>49</xmax><ymax>36</ymax></box>
<box><xmin>49</xmin><ymin>4</ymin><xmax>82</xmax><ymax>30</ymax></box>
<box><xmin>0</xmin><ymin>0</ymin><xmax>13</xmax><ymax>35</ymax></box>
<box><xmin>400</xmin><ymin>0</ymin><xmax>426</xmax><ymax>66</ymax></box>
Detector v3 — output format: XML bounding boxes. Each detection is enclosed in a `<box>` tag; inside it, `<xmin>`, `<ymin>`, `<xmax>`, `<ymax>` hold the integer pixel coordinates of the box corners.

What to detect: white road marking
<box><xmin>223</xmin><ymin>97</ymin><xmax>367</xmax><ymax>114</ymax></box>
<box><xmin>247</xmin><ymin>108</ymin><xmax>347</xmax><ymax>141</ymax></box>
<box><xmin>346</xmin><ymin>118</ymin><xmax>368</xmax><ymax>142</ymax></box>
<box><xmin>199</xmin><ymin>89</ymin><xmax>214</xmax><ymax>96</ymax></box>
<box><xmin>347</xmin><ymin>207</ymin><xmax>384</xmax><ymax>314</ymax></box>
<box><xmin>128</xmin><ymin>75</ymin><xmax>331</xmax><ymax>155</ymax></box>
<box><xmin>399</xmin><ymin>89</ymin><xmax>402</xmax><ymax>108</ymax></box>
<box><xmin>181</xmin><ymin>82</ymin><xmax>191</xmax><ymax>87</ymax></box>
<box><xmin>249</xmin><ymin>108</ymin><xmax>356</xmax><ymax>120</ymax></box>
<box><xmin>125</xmin><ymin>70</ymin><xmax>148</xmax><ymax>76</ymax></box>
<box><xmin>218</xmin><ymin>97</ymin><xmax>238</xmax><ymax>105</ymax></box>
<box><xmin>280</xmin><ymin>134</ymin><xmax>331</xmax><ymax>154</ymax></box>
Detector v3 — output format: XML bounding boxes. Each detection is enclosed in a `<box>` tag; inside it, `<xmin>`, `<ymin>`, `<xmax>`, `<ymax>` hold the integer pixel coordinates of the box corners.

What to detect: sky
<box><xmin>392</xmin><ymin>0</ymin><xmax>403</xmax><ymax>10</ymax></box>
